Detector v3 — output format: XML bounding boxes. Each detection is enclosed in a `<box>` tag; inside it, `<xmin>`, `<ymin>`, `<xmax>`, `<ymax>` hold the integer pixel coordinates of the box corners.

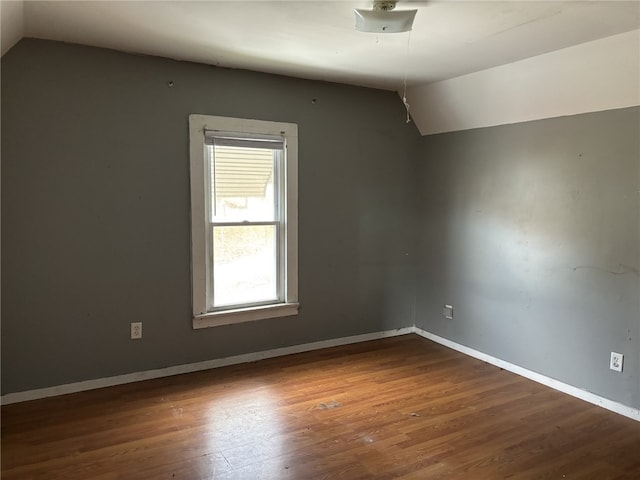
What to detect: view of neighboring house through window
<box><xmin>189</xmin><ymin>115</ymin><xmax>299</xmax><ymax>328</ymax></box>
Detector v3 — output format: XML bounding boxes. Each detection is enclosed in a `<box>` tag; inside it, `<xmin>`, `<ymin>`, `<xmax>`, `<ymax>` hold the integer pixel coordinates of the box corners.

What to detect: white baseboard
<box><xmin>412</xmin><ymin>327</ymin><xmax>640</xmax><ymax>423</ymax></box>
<box><xmin>0</xmin><ymin>327</ymin><xmax>414</xmax><ymax>405</ymax></box>
<box><xmin>3</xmin><ymin>325</ymin><xmax>639</xmax><ymax>423</ymax></box>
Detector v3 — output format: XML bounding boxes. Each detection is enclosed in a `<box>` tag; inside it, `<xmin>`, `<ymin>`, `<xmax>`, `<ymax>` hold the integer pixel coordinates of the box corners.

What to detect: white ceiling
<box><xmin>2</xmin><ymin>1</ymin><xmax>640</xmax><ymax>91</ymax></box>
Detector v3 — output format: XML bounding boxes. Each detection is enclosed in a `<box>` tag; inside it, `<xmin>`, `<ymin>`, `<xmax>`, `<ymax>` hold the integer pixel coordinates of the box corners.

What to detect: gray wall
<box><xmin>1</xmin><ymin>39</ymin><xmax>419</xmax><ymax>394</ymax></box>
<box><xmin>3</xmin><ymin>39</ymin><xmax>638</xmax><ymax>412</ymax></box>
<box><xmin>416</xmin><ymin>108</ymin><xmax>640</xmax><ymax>409</ymax></box>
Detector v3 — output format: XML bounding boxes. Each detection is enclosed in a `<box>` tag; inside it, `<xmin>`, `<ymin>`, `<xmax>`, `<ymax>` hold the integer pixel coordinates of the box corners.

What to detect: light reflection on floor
<box><xmin>201</xmin><ymin>383</ymin><xmax>287</xmax><ymax>477</ymax></box>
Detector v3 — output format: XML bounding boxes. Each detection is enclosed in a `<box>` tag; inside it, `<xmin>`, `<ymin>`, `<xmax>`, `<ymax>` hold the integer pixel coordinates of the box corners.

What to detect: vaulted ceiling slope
<box><xmin>1</xmin><ymin>1</ymin><xmax>639</xmax><ymax>134</ymax></box>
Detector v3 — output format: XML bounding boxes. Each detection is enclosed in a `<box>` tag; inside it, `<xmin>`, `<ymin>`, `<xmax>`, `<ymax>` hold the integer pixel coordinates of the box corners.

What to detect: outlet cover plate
<box><xmin>131</xmin><ymin>322</ymin><xmax>143</xmax><ymax>340</ymax></box>
<box><xmin>443</xmin><ymin>304</ymin><xmax>453</xmax><ymax>320</ymax></box>
<box><xmin>610</xmin><ymin>352</ymin><xmax>623</xmax><ymax>372</ymax></box>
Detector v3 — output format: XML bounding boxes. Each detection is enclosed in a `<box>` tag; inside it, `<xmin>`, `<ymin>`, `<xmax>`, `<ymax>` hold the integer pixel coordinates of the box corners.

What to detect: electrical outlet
<box><xmin>443</xmin><ymin>304</ymin><xmax>453</xmax><ymax>320</ymax></box>
<box><xmin>610</xmin><ymin>352</ymin><xmax>623</xmax><ymax>372</ymax></box>
<box><xmin>131</xmin><ymin>322</ymin><xmax>142</xmax><ymax>340</ymax></box>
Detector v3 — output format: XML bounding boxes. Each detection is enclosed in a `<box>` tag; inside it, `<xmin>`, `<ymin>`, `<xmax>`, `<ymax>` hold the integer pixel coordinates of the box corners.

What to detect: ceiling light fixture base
<box><xmin>373</xmin><ymin>1</ymin><xmax>397</xmax><ymax>12</ymax></box>
<box><xmin>355</xmin><ymin>1</ymin><xmax>417</xmax><ymax>34</ymax></box>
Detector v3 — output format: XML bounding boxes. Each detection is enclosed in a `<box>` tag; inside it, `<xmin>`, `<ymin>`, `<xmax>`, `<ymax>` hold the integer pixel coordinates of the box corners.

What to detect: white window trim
<box><xmin>189</xmin><ymin>114</ymin><xmax>299</xmax><ymax>329</ymax></box>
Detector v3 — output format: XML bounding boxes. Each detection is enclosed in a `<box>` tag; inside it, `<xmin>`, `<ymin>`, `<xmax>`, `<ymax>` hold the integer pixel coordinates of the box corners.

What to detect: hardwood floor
<box><xmin>2</xmin><ymin>334</ymin><xmax>639</xmax><ymax>479</ymax></box>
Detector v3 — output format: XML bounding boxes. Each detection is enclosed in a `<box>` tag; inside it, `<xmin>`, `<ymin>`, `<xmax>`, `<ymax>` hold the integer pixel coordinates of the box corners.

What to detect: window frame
<box><xmin>189</xmin><ymin>114</ymin><xmax>299</xmax><ymax>329</ymax></box>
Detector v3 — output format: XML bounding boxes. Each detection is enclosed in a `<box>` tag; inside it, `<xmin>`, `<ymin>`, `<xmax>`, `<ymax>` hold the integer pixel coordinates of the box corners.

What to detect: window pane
<box><xmin>210</xmin><ymin>145</ymin><xmax>276</xmax><ymax>222</ymax></box>
<box><xmin>212</xmin><ymin>225</ymin><xmax>278</xmax><ymax>307</ymax></box>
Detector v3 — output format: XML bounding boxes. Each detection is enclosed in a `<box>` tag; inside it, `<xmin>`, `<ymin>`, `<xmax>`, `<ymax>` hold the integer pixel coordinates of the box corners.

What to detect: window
<box><xmin>189</xmin><ymin>115</ymin><xmax>298</xmax><ymax>328</ymax></box>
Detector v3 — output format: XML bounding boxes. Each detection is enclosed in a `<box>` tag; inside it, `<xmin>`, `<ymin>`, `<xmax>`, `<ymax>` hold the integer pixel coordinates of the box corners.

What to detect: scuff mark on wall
<box><xmin>572</xmin><ymin>264</ymin><xmax>639</xmax><ymax>276</ymax></box>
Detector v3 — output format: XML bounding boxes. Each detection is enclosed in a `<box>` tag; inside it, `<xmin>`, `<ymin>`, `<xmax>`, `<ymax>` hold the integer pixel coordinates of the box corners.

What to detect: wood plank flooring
<box><xmin>2</xmin><ymin>334</ymin><xmax>639</xmax><ymax>479</ymax></box>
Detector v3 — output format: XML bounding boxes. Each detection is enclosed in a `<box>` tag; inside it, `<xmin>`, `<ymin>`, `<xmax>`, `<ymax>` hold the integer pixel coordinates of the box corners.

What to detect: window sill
<box><xmin>193</xmin><ymin>302</ymin><xmax>300</xmax><ymax>329</ymax></box>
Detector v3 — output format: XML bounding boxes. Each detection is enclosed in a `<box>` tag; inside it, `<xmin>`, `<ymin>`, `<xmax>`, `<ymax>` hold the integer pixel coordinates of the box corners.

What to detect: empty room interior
<box><xmin>1</xmin><ymin>1</ymin><xmax>639</xmax><ymax>478</ymax></box>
